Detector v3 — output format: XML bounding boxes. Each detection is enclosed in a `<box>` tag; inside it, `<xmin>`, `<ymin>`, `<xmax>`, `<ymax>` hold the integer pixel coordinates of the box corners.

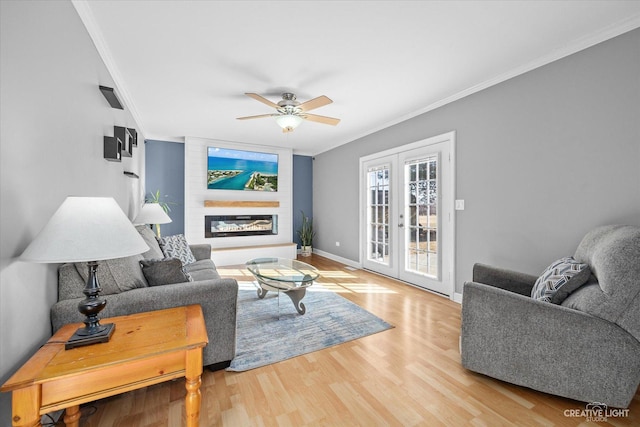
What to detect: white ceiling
<box><xmin>74</xmin><ymin>1</ymin><xmax>640</xmax><ymax>155</ymax></box>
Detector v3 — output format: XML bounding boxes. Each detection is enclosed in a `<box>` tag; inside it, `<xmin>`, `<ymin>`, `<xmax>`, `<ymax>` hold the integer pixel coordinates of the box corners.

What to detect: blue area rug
<box><xmin>227</xmin><ymin>284</ymin><xmax>394</xmax><ymax>372</ymax></box>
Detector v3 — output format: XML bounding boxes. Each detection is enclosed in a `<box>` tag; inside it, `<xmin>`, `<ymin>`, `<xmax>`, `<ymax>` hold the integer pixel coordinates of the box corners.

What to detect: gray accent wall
<box><xmin>314</xmin><ymin>28</ymin><xmax>640</xmax><ymax>294</ymax></box>
<box><xmin>0</xmin><ymin>1</ymin><xmax>145</xmax><ymax>422</ymax></box>
<box><xmin>144</xmin><ymin>140</ymin><xmax>185</xmax><ymax>236</ymax></box>
<box><xmin>293</xmin><ymin>155</ymin><xmax>314</xmax><ymax>248</ymax></box>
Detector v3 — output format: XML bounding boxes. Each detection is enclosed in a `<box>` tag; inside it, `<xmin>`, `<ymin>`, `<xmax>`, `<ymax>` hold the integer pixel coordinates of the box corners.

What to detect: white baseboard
<box><xmin>312</xmin><ymin>249</ymin><xmax>361</xmax><ymax>269</ymax></box>
<box><xmin>453</xmin><ymin>292</ymin><xmax>463</xmax><ymax>304</ymax></box>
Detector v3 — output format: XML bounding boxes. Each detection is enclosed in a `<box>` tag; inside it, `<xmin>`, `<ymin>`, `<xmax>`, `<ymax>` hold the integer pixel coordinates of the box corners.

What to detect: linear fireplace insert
<box><xmin>205</xmin><ymin>215</ymin><xmax>278</xmax><ymax>238</ymax></box>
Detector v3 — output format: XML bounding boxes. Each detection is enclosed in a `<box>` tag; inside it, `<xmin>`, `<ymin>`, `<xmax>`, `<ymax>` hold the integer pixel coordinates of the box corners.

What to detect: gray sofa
<box><xmin>51</xmin><ymin>226</ymin><xmax>238</xmax><ymax>369</ymax></box>
<box><xmin>461</xmin><ymin>224</ymin><xmax>640</xmax><ymax>408</ymax></box>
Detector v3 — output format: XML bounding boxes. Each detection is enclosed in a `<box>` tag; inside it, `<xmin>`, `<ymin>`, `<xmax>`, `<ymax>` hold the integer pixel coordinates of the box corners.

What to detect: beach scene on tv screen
<box><xmin>207</xmin><ymin>147</ymin><xmax>278</xmax><ymax>191</ymax></box>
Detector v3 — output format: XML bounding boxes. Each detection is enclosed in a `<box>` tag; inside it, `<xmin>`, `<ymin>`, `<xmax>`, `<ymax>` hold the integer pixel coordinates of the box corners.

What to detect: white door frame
<box><xmin>359</xmin><ymin>131</ymin><xmax>456</xmax><ymax>299</ymax></box>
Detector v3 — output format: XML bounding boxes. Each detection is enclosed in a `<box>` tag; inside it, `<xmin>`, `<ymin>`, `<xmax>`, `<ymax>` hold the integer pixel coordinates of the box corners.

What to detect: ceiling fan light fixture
<box><xmin>275</xmin><ymin>114</ymin><xmax>303</xmax><ymax>131</ymax></box>
<box><xmin>238</xmin><ymin>92</ymin><xmax>339</xmax><ymax>133</ymax></box>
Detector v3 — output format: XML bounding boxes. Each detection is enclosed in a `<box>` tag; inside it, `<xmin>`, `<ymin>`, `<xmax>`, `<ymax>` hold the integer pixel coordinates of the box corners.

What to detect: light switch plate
<box><xmin>455</xmin><ymin>200</ymin><xmax>465</xmax><ymax>210</ymax></box>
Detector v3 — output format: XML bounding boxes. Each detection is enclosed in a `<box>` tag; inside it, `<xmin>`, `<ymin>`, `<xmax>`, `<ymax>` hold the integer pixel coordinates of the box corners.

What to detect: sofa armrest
<box><xmin>472</xmin><ymin>263</ymin><xmax>538</xmax><ymax>296</ymax></box>
<box><xmin>461</xmin><ymin>281</ymin><xmax>640</xmax><ymax>407</ymax></box>
<box><xmin>190</xmin><ymin>244</ymin><xmax>212</xmax><ymax>261</ymax></box>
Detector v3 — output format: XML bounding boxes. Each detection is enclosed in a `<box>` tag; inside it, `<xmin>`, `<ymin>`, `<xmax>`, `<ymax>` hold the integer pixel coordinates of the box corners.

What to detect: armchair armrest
<box><xmin>190</xmin><ymin>243</ymin><xmax>212</xmax><ymax>261</ymax></box>
<box><xmin>472</xmin><ymin>263</ymin><xmax>538</xmax><ymax>296</ymax></box>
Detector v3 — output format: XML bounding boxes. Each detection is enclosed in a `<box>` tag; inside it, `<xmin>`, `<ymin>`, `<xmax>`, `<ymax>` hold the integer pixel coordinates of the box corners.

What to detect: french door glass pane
<box><xmin>405</xmin><ymin>156</ymin><xmax>438</xmax><ymax>278</ymax></box>
<box><xmin>367</xmin><ymin>166</ymin><xmax>391</xmax><ymax>265</ymax></box>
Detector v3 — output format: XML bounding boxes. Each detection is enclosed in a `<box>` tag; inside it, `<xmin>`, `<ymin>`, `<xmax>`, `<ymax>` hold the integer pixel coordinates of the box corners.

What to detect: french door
<box><xmin>360</xmin><ymin>133</ymin><xmax>454</xmax><ymax>297</ymax></box>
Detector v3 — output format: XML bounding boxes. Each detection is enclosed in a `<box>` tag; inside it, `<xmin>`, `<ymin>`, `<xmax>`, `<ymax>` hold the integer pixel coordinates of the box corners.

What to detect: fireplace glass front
<box><xmin>205</xmin><ymin>215</ymin><xmax>278</xmax><ymax>238</ymax></box>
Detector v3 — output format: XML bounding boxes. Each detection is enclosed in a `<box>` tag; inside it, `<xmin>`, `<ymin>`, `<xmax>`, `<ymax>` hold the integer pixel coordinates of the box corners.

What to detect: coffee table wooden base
<box><xmin>1</xmin><ymin>305</ymin><xmax>208</xmax><ymax>427</ymax></box>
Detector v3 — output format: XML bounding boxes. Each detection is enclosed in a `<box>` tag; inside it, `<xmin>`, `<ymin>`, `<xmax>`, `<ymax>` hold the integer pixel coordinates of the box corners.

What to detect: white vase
<box><xmin>301</xmin><ymin>245</ymin><xmax>312</xmax><ymax>257</ymax></box>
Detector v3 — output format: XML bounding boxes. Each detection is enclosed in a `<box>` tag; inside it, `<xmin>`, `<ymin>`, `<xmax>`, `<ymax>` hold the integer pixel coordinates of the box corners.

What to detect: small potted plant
<box><xmin>297</xmin><ymin>210</ymin><xmax>316</xmax><ymax>257</ymax></box>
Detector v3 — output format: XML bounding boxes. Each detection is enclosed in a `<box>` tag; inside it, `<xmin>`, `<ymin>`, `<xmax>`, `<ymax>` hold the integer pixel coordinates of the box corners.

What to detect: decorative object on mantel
<box><xmin>133</xmin><ymin>203</ymin><xmax>172</xmax><ymax>238</ymax></box>
<box><xmin>99</xmin><ymin>85</ymin><xmax>124</xmax><ymax>110</ymax></box>
<box><xmin>204</xmin><ymin>200</ymin><xmax>279</xmax><ymax>208</ymax></box>
<box><xmin>297</xmin><ymin>210</ymin><xmax>316</xmax><ymax>257</ymax></box>
<box><xmin>20</xmin><ymin>197</ymin><xmax>148</xmax><ymax>349</ymax></box>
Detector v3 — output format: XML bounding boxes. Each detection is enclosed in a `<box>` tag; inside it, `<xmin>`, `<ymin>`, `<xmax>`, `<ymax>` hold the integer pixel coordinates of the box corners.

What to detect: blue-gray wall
<box><xmin>144</xmin><ymin>140</ymin><xmax>185</xmax><ymax>236</ymax></box>
<box><xmin>293</xmin><ymin>155</ymin><xmax>313</xmax><ymax>248</ymax></box>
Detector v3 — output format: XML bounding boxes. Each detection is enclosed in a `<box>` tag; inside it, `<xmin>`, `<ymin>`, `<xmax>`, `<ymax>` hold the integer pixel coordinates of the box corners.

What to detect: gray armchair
<box><xmin>461</xmin><ymin>225</ymin><xmax>640</xmax><ymax>408</ymax></box>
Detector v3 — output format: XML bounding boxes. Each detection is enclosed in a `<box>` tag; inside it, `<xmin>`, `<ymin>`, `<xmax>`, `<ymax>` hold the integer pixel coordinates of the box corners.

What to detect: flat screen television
<box><xmin>207</xmin><ymin>147</ymin><xmax>278</xmax><ymax>191</ymax></box>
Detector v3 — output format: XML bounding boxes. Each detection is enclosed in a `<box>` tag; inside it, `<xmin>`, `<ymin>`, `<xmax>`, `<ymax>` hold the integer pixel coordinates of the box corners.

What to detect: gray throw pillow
<box><xmin>140</xmin><ymin>258</ymin><xmax>192</xmax><ymax>287</ymax></box>
<box><xmin>135</xmin><ymin>225</ymin><xmax>164</xmax><ymax>259</ymax></box>
<box><xmin>159</xmin><ymin>234</ymin><xmax>196</xmax><ymax>265</ymax></box>
<box><xmin>531</xmin><ymin>256</ymin><xmax>591</xmax><ymax>304</ymax></box>
<box><xmin>74</xmin><ymin>254</ymin><xmax>147</xmax><ymax>295</ymax></box>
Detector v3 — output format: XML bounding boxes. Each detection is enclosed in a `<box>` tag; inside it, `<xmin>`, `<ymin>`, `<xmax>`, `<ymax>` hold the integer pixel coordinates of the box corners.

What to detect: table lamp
<box><xmin>21</xmin><ymin>196</ymin><xmax>149</xmax><ymax>349</ymax></box>
<box><xmin>132</xmin><ymin>203</ymin><xmax>172</xmax><ymax>237</ymax></box>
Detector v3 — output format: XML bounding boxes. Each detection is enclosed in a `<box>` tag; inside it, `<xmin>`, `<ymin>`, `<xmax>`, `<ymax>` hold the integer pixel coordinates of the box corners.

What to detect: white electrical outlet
<box><xmin>336</xmin><ymin>241</ymin><xmax>341</xmax><ymax>247</ymax></box>
<box><xmin>455</xmin><ymin>200</ymin><xmax>465</xmax><ymax>210</ymax></box>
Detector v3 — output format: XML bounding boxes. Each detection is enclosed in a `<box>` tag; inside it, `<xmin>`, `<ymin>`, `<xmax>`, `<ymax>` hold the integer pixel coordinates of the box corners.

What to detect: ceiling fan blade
<box><xmin>236</xmin><ymin>114</ymin><xmax>277</xmax><ymax>120</ymax></box>
<box><xmin>303</xmin><ymin>113</ymin><xmax>340</xmax><ymax>126</ymax></box>
<box><xmin>245</xmin><ymin>93</ymin><xmax>279</xmax><ymax>109</ymax></box>
<box><xmin>298</xmin><ymin>95</ymin><xmax>332</xmax><ymax>112</ymax></box>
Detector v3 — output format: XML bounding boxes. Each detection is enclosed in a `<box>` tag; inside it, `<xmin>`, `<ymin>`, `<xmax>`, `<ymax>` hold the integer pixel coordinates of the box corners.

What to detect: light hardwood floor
<box><xmin>80</xmin><ymin>254</ymin><xmax>639</xmax><ymax>426</ymax></box>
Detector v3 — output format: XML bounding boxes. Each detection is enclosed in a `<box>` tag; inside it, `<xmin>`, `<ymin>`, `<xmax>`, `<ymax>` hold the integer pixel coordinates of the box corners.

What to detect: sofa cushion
<box><xmin>136</xmin><ymin>225</ymin><xmax>164</xmax><ymax>259</ymax></box>
<box><xmin>140</xmin><ymin>258</ymin><xmax>192</xmax><ymax>286</ymax></box>
<box><xmin>159</xmin><ymin>234</ymin><xmax>196</xmax><ymax>265</ymax></box>
<box><xmin>74</xmin><ymin>254</ymin><xmax>147</xmax><ymax>295</ymax></box>
<box><xmin>185</xmin><ymin>259</ymin><xmax>221</xmax><ymax>281</ymax></box>
<box><xmin>531</xmin><ymin>257</ymin><xmax>590</xmax><ymax>304</ymax></box>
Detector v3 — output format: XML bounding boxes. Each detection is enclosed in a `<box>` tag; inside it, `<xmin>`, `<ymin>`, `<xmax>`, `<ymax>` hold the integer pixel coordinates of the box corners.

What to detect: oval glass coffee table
<box><xmin>246</xmin><ymin>258</ymin><xmax>320</xmax><ymax>315</ymax></box>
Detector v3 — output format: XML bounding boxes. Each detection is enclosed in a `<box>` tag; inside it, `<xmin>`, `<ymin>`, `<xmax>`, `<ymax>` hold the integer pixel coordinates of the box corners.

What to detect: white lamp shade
<box><xmin>132</xmin><ymin>203</ymin><xmax>173</xmax><ymax>225</ymax></box>
<box><xmin>275</xmin><ymin>114</ymin><xmax>303</xmax><ymax>130</ymax></box>
<box><xmin>21</xmin><ymin>197</ymin><xmax>149</xmax><ymax>263</ymax></box>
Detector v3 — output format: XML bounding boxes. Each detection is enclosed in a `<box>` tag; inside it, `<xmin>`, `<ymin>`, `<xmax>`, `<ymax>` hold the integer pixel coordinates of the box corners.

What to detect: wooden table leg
<box><xmin>11</xmin><ymin>386</ymin><xmax>41</xmax><ymax>427</ymax></box>
<box><xmin>63</xmin><ymin>405</ymin><xmax>81</xmax><ymax>427</ymax></box>
<box><xmin>184</xmin><ymin>348</ymin><xmax>203</xmax><ymax>427</ymax></box>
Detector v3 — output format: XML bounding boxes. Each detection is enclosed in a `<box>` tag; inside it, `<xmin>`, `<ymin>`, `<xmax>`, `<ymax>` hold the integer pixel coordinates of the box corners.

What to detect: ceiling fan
<box><xmin>237</xmin><ymin>92</ymin><xmax>340</xmax><ymax>133</ymax></box>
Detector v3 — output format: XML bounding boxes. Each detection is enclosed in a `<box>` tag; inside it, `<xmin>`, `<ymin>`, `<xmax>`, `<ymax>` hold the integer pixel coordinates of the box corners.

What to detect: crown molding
<box><xmin>71</xmin><ymin>0</ymin><xmax>147</xmax><ymax>140</ymax></box>
<box><xmin>313</xmin><ymin>14</ymin><xmax>640</xmax><ymax>156</ymax></box>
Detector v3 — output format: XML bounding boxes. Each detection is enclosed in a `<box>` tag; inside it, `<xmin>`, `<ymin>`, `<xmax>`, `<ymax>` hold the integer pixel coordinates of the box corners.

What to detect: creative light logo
<box><xmin>564</xmin><ymin>402</ymin><xmax>629</xmax><ymax>422</ymax></box>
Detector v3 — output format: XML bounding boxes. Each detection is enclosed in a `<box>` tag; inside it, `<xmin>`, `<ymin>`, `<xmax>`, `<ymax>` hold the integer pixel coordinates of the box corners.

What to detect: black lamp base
<box><xmin>65</xmin><ymin>323</ymin><xmax>115</xmax><ymax>350</ymax></box>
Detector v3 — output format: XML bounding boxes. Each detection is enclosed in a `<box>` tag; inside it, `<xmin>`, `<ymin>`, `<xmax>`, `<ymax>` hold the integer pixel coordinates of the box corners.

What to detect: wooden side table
<box><xmin>1</xmin><ymin>305</ymin><xmax>208</xmax><ymax>427</ymax></box>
